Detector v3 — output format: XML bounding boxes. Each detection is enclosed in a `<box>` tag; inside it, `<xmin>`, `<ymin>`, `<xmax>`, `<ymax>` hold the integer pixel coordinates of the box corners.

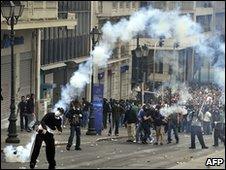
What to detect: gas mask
<box><xmin>55</xmin><ymin>108</ymin><xmax>63</xmax><ymax>117</ymax></box>
<box><xmin>55</xmin><ymin>110</ymin><xmax>61</xmax><ymax>117</ymax></box>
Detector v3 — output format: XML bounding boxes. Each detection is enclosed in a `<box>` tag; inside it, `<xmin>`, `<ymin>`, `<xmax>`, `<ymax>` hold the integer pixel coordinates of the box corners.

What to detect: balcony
<box><xmin>213</xmin><ymin>1</ymin><xmax>225</xmax><ymax>13</ymax></box>
<box><xmin>96</xmin><ymin>1</ymin><xmax>139</xmax><ymax>19</ymax></box>
<box><xmin>20</xmin><ymin>1</ymin><xmax>58</xmax><ymax>20</ymax></box>
<box><xmin>168</xmin><ymin>1</ymin><xmax>194</xmax><ymax>11</ymax></box>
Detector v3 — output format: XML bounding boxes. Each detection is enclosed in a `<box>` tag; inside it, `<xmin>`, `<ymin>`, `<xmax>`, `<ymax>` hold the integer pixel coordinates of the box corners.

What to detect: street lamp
<box><xmin>86</xmin><ymin>26</ymin><xmax>101</xmax><ymax>135</ymax></box>
<box><xmin>135</xmin><ymin>36</ymin><xmax>149</xmax><ymax>105</ymax></box>
<box><xmin>169</xmin><ymin>41</ymin><xmax>179</xmax><ymax>106</ymax></box>
<box><xmin>1</xmin><ymin>1</ymin><xmax>24</xmax><ymax>143</ymax></box>
<box><xmin>153</xmin><ymin>36</ymin><xmax>165</xmax><ymax>92</ymax></box>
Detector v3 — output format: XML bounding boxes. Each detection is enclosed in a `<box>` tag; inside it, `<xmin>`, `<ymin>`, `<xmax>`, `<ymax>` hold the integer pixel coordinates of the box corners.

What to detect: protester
<box><xmin>103</xmin><ymin>98</ymin><xmax>111</xmax><ymax>130</ymax></box>
<box><xmin>81</xmin><ymin>98</ymin><xmax>90</xmax><ymax>128</ymax></box>
<box><xmin>167</xmin><ymin>112</ymin><xmax>179</xmax><ymax>144</ymax></box>
<box><xmin>139</xmin><ymin>104</ymin><xmax>152</xmax><ymax>144</ymax></box>
<box><xmin>108</xmin><ymin>100</ymin><xmax>125</xmax><ymax>136</ymax></box>
<box><xmin>66</xmin><ymin>100</ymin><xmax>83</xmax><ymax>151</ymax></box>
<box><xmin>17</xmin><ymin>96</ymin><xmax>28</xmax><ymax>131</ymax></box>
<box><xmin>30</xmin><ymin>107</ymin><xmax>64</xmax><ymax>169</ymax></box>
<box><xmin>188</xmin><ymin>104</ymin><xmax>208</xmax><ymax>149</ymax></box>
<box><xmin>203</xmin><ymin>107</ymin><xmax>212</xmax><ymax>135</ymax></box>
<box><xmin>212</xmin><ymin>106</ymin><xmax>225</xmax><ymax>147</ymax></box>
<box><xmin>124</xmin><ymin>101</ymin><xmax>137</xmax><ymax>142</ymax></box>
<box><xmin>153</xmin><ymin>105</ymin><xmax>165</xmax><ymax>145</ymax></box>
<box><xmin>26</xmin><ymin>94</ymin><xmax>34</xmax><ymax>132</ymax></box>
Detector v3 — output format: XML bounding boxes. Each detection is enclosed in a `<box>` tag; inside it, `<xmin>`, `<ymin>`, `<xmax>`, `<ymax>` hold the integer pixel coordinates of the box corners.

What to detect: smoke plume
<box><xmin>3</xmin><ymin>133</ymin><xmax>36</xmax><ymax>163</ymax></box>
<box><xmin>54</xmin><ymin>5</ymin><xmax>225</xmax><ymax>111</ymax></box>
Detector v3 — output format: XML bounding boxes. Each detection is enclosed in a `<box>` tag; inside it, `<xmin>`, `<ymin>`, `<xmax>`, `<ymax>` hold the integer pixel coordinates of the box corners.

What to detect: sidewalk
<box><xmin>1</xmin><ymin>126</ymin><xmax>128</xmax><ymax>151</ymax></box>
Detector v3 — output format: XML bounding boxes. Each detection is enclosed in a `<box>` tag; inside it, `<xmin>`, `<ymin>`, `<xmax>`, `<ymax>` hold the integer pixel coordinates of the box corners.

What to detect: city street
<box><xmin>1</xmin><ymin>1</ymin><xmax>225</xmax><ymax>170</ymax></box>
<box><xmin>1</xmin><ymin>131</ymin><xmax>225</xmax><ymax>169</ymax></box>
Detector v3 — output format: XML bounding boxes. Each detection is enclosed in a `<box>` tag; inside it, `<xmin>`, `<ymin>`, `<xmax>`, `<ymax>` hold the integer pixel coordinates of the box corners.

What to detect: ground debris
<box><xmin>19</xmin><ymin>167</ymin><xmax>26</xmax><ymax>169</ymax></box>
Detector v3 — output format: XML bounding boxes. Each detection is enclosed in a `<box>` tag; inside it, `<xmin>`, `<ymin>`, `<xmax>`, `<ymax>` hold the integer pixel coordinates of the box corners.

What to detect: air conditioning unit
<box><xmin>67</xmin><ymin>12</ymin><xmax>76</xmax><ymax>20</ymax></box>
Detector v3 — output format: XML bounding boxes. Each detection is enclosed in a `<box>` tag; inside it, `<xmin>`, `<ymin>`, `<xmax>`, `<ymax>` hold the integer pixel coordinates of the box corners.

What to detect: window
<box><xmin>215</xmin><ymin>13</ymin><xmax>224</xmax><ymax>32</ymax></box>
<box><xmin>120</xmin><ymin>1</ymin><xmax>124</xmax><ymax>8</ymax></box>
<box><xmin>126</xmin><ymin>1</ymin><xmax>130</xmax><ymax>8</ymax></box>
<box><xmin>196</xmin><ymin>15</ymin><xmax>212</xmax><ymax>32</ymax></box>
<box><xmin>196</xmin><ymin>1</ymin><xmax>212</xmax><ymax>8</ymax></box>
<box><xmin>132</xmin><ymin>1</ymin><xmax>136</xmax><ymax>8</ymax></box>
<box><xmin>159</xmin><ymin>62</ymin><xmax>163</xmax><ymax>74</ymax></box>
<box><xmin>112</xmin><ymin>1</ymin><xmax>117</xmax><ymax>9</ymax></box>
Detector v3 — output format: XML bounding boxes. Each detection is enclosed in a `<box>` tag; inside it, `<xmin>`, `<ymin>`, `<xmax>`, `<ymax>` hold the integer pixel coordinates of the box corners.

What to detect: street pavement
<box><xmin>1</xmin><ymin>126</ymin><xmax>225</xmax><ymax>169</ymax></box>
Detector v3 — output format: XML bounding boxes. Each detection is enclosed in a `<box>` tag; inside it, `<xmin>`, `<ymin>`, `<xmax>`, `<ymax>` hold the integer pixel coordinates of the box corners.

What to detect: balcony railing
<box><xmin>19</xmin><ymin>1</ymin><xmax>58</xmax><ymax>21</ymax></box>
<box><xmin>96</xmin><ymin>1</ymin><xmax>139</xmax><ymax>18</ymax></box>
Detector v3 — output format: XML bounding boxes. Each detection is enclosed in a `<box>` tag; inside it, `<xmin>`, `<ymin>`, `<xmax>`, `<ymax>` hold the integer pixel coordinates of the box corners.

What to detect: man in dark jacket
<box><xmin>212</xmin><ymin>107</ymin><xmax>225</xmax><ymax>147</ymax></box>
<box><xmin>167</xmin><ymin>112</ymin><xmax>179</xmax><ymax>144</ymax></box>
<box><xmin>30</xmin><ymin>107</ymin><xmax>64</xmax><ymax>169</ymax></box>
<box><xmin>124</xmin><ymin>102</ymin><xmax>137</xmax><ymax>142</ymax></box>
<box><xmin>66</xmin><ymin>100</ymin><xmax>83</xmax><ymax>151</ymax></box>
<box><xmin>153</xmin><ymin>105</ymin><xmax>165</xmax><ymax>145</ymax></box>
<box><xmin>139</xmin><ymin>104</ymin><xmax>152</xmax><ymax>144</ymax></box>
<box><xmin>103</xmin><ymin>98</ymin><xmax>111</xmax><ymax>129</ymax></box>
<box><xmin>27</xmin><ymin>93</ymin><xmax>35</xmax><ymax>132</ymax></box>
<box><xmin>17</xmin><ymin>96</ymin><xmax>28</xmax><ymax>131</ymax></box>
<box><xmin>81</xmin><ymin>98</ymin><xmax>91</xmax><ymax>128</ymax></box>
<box><xmin>108</xmin><ymin>100</ymin><xmax>125</xmax><ymax>136</ymax></box>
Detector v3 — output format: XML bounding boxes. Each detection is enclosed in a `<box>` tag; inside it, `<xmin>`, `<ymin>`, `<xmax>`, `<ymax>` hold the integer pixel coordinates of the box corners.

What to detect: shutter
<box><xmin>1</xmin><ymin>55</ymin><xmax>11</xmax><ymax>127</ymax></box>
<box><xmin>19</xmin><ymin>53</ymin><xmax>32</xmax><ymax>97</ymax></box>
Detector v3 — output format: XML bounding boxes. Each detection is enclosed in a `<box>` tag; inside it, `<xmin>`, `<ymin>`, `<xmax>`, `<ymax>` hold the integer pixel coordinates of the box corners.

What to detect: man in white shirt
<box><xmin>203</xmin><ymin>107</ymin><xmax>212</xmax><ymax>135</ymax></box>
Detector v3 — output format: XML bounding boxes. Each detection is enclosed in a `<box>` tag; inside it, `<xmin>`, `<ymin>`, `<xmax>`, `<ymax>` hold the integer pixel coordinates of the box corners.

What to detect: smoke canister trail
<box><xmin>3</xmin><ymin>133</ymin><xmax>36</xmax><ymax>163</ymax></box>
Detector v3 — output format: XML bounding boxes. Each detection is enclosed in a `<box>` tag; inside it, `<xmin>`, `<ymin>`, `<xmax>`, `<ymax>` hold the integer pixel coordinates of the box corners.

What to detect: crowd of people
<box><xmin>18</xmin><ymin>83</ymin><xmax>225</xmax><ymax>149</ymax></box>
<box><xmin>14</xmin><ymin>83</ymin><xmax>224</xmax><ymax>169</ymax></box>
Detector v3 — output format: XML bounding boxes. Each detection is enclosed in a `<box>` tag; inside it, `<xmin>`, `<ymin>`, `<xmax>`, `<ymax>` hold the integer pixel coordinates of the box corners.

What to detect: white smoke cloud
<box><xmin>53</xmin><ymin>4</ymin><xmax>225</xmax><ymax>112</ymax></box>
<box><xmin>54</xmin><ymin>60</ymin><xmax>92</xmax><ymax>111</ymax></box>
<box><xmin>3</xmin><ymin>133</ymin><xmax>36</xmax><ymax>163</ymax></box>
<box><xmin>160</xmin><ymin>104</ymin><xmax>187</xmax><ymax>117</ymax></box>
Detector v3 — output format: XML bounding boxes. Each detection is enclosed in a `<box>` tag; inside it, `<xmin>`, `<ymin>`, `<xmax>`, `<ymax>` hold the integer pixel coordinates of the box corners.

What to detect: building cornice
<box><xmin>1</xmin><ymin>19</ymin><xmax>77</xmax><ymax>30</ymax></box>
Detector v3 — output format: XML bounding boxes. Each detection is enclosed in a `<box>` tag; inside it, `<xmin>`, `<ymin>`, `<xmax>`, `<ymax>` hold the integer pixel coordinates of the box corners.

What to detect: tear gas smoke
<box><xmin>54</xmin><ymin>5</ymin><xmax>225</xmax><ymax>112</ymax></box>
<box><xmin>3</xmin><ymin>133</ymin><xmax>36</xmax><ymax>163</ymax></box>
<box><xmin>160</xmin><ymin>105</ymin><xmax>187</xmax><ymax>117</ymax></box>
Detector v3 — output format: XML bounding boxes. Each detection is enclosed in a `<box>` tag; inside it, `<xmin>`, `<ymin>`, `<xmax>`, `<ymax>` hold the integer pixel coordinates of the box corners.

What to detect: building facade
<box><xmin>91</xmin><ymin>1</ymin><xmax>140</xmax><ymax>100</ymax></box>
<box><xmin>1</xmin><ymin>1</ymin><xmax>76</xmax><ymax>128</ymax></box>
<box><xmin>40</xmin><ymin>1</ymin><xmax>91</xmax><ymax>106</ymax></box>
<box><xmin>133</xmin><ymin>1</ymin><xmax>225</xmax><ymax>92</ymax></box>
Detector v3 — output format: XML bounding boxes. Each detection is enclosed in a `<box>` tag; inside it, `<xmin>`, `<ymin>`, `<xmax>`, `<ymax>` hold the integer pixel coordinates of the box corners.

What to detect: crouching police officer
<box><xmin>66</xmin><ymin>100</ymin><xmax>83</xmax><ymax>151</ymax></box>
<box><xmin>30</xmin><ymin>107</ymin><xmax>64</xmax><ymax>169</ymax></box>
